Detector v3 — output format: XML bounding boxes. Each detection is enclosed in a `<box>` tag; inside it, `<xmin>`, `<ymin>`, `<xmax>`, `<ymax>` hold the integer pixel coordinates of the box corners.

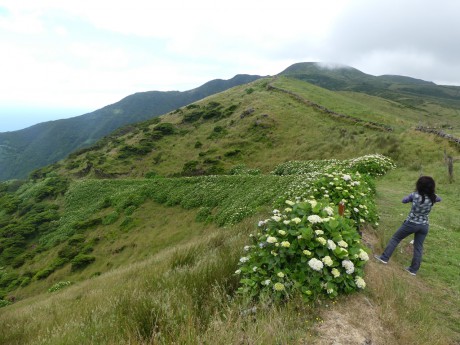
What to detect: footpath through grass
<box><xmin>374</xmin><ymin>164</ymin><xmax>460</xmax><ymax>340</ymax></box>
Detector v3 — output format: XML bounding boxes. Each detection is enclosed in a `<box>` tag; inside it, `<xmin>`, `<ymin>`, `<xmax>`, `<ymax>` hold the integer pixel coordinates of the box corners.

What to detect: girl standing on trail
<box><xmin>374</xmin><ymin>176</ymin><xmax>441</xmax><ymax>275</ymax></box>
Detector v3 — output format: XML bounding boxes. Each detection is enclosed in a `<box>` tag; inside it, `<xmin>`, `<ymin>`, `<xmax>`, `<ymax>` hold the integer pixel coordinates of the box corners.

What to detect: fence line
<box><xmin>267</xmin><ymin>84</ymin><xmax>393</xmax><ymax>132</ymax></box>
<box><xmin>415</xmin><ymin>126</ymin><xmax>460</xmax><ymax>146</ymax></box>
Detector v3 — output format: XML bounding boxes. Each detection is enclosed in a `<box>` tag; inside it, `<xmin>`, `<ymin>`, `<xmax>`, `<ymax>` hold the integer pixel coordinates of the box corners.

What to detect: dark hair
<box><xmin>416</xmin><ymin>176</ymin><xmax>437</xmax><ymax>205</ymax></box>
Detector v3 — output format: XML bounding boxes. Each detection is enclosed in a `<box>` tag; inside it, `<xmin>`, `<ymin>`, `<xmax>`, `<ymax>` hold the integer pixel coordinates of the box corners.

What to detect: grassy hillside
<box><xmin>0</xmin><ymin>75</ymin><xmax>459</xmax><ymax>344</ymax></box>
<box><xmin>0</xmin><ymin>74</ymin><xmax>261</xmax><ymax>181</ymax></box>
<box><xmin>280</xmin><ymin>62</ymin><xmax>460</xmax><ymax>109</ymax></box>
<box><xmin>35</xmin><ymin>76</ymin><xmax>459</xmax><ymax>181</ymax></box>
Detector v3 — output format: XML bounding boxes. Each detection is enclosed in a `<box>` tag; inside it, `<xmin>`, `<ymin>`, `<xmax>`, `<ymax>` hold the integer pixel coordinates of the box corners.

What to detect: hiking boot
<box><xmin>404</xmin><ymin>267</ymin><xmax>416</xmax><ymax>276</ymax></box>
<box><xmin>374</xmin><ymin>255</ymin><xmax>388</xmax><ymax>264</ymax></box>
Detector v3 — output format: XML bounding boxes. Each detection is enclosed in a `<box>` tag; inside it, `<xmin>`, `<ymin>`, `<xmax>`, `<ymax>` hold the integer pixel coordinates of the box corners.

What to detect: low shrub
<box><xmin>74</xmin><ymin>218</ymin><xmax>102</xmax><ymax>231</ymax></box>
<box><xmin>48</xmin><ymin>281</ymin><xmax>72</xmax><ymax>293</ymax></box>
<box><xmin>154</xmin><ymin>123</ymin><xmax>176</xmax><ymax>135</ymax></box>
<box><xmin>0</xmin><ymin>299</ymin><xmax>11</xmax><ymax>308</ymax></box>
<box><xmin>67</xmin><ymin>234</ymin><xmax>86</xmax><ymax>246</ymax></box>
<box><xmin>183</xmin><ymin>111</ymin><xmax>203</xmax><ymax>123</ymax></box>
<box><xmin>34</xmin><ymin>267</ymin><xmax>55</xmax><ymax>280</ymax></box>
<box><xmin>71</xmin><ymin>254</ymin><xmax>96</xmax><ymax>271</ymax></box>
<box><xmin>103</xmin><ymin>211</ymin><xmax>119</xmax><ymax>225</ymax></box>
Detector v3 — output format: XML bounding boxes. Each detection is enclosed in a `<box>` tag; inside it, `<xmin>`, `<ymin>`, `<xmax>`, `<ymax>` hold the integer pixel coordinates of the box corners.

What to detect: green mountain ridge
<box><xmin>279</xmin><ymin>62</ymin><xmax>460</xmax><ymax>105</ymax></box>
<box><xmin>0</xmin><ymin>74</ymin><xmax>262</xmax><ymax>181</ymax></box>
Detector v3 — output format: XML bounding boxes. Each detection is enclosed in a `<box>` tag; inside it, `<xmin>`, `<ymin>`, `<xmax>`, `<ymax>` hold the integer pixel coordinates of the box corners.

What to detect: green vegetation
<box><xmin>0</xmin><ymin>70</ymin><xmax>459</xmax><ymax>344</ymax></box>
<box><xmin>0</xmin><ymin>75</ymin><xmax>261</xmax><ymax>181</ymax></box>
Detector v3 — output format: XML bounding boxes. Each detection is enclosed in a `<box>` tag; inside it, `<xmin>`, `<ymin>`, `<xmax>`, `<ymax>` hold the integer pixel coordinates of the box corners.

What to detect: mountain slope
<box><xmin>0</xmin><ymin>73</ymin><xmax>459</xmax><ymax>344</ymax></box>
<box><xmin>37</xmin><ymin>75</ymin><xmax>458</xmax><ymax>182</ymax></box>
<box><xmin>0</xmin><ymin>74</ymin><xmax>261</xmax><ymax>181</ymax></box>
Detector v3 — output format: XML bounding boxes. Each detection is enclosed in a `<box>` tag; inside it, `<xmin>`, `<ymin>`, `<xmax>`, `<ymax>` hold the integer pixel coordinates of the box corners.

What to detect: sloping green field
<box><xmin>0</xmin><ymin>76</ymin><xmax>459</xmax><ymax>344</ymax></box>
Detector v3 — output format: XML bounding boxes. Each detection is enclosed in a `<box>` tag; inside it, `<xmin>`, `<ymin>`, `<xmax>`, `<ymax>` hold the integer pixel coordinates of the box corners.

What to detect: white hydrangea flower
<box><xmin>309</xmin><ymin>199</ymin><xmax>318</xmax><ymax>208</ymax></box>
<box><xmin>327</xmin><ymin>288</ymin><xmax>334</xmax><ymax>294</ymax></box>
<box><xmin>285</xmin><ymin>200</ymin><xmax>295</xmax><ymax>206</ymax></box>
<box><xmin>252</xmin><ymin>266</ymin><xmax>258</xmax><ymax>272</ymax></box>
<box><xmin>358</xmin><ymin>249</ymin><xmax>369</xmax><ymax>261</ymax></box>
<box><xmin>303</xmin><ymin>249</ymin><xmax>312</xmax><ymax>256</ymax></box>
<box><xmin>342</xmin><ymin>259</ymin><xmax>355</xmax><ymax>274</ymax></box>
<box><xmin>353</xmin><ymin>207</ymin><xmax>359</xmax><ymax>213</ymax></box>
<box><xmin>355</xmin><ymin>276</ymin><xmax>366</xmax><ymax>289</ymax></box>
<box><xmin>292</xmin><ymin>217</ymin><xmax>302</xmax><ymax>224</ymax></box>
<box><xmin>315</xmin><ymin>230</ymin><xmax>324</xmax><ymax>235</ymax></box>
<box><xmin>327</xmin><ymin>240</ymin><xmax>336</xmax><ymax>250</ymax></box>
<box><xmin>262</xmin><ymin>279</ymin><xmax>271</xmax><ymax>286</ymax></box>
<box><xmin>284</xmin><ymin>207</ymin><xmax>292</xmax><ymax>213</ymax></box>
<box><xmin>338</xmin><ymin>240</ymin><xmax>348</xmax><ymax>248</ymax></box>
<box><xmin>267</xmin><ymin>236</ymin><xmax>278</xmax><ymax>243</ymax></box>
<box><xmin>277</xmin><ymin>272</ymin><xmax>285</xmax><ymax>278</ymax></box>
<box><xmin>278</xmin><ymin>230</ymin><xmax>286</xmax><ymax>236</ymax></box>
<box><xmin>322</xmin><ymin>256</ymin><xmax>333</xmax><ymax>267</ymax></box>
<box><xmin>308</xmin><ymin>258</ymin><xmax>324</xmax><ymax>271</ymax></box>
<box><xmin>235</xmin><ymin>269</ymin><xmax>241</xmax><ymax>274</ymax></box>
<box><xmin>316</xmin><ymin>237</ymin><xmax>327</xmax><ymax>245</ymax></box>
<box><xmin>258</xmin><ymin>220</ymin><xmax>266</xmax><ymax>227</ymax></box>
<box><xmin>272</xmin><ymin>209</ymin><xmax>280</xmax><ymax>214</ymax></box>
<box><xmin>283</xmin><ymin>220</ymin><xmax>291</xmax><ymax>225</ymax></box>
<box><xmin>342</xmin><ymin>174</ymin><xmax>351</xmax><ymax>181</ymax></box>
<box><xmin>324</xmin><ymin>206</ymin><xmax>334</xmax><ymax>216</ymax></box>
<box><xmin>244</xmin><ymin>245</ymin><xmax>251</xmax><ymax>252</ymax></box>
<box><xmin>272</xmin><ymin>215</ymin><xmax>282</xmax><ymax>222</ymax></box>
<box><xmin>331</xmin><ymin>268</ymin><xmax>340</xmax><ymax>278</ymax></box>
<box><xmin>308</xmin><ymin>215</ymin><xmax>323</xmax><ymax>224</ymax></box>
<box><xmin>239</xmin><ymin>257</ymin><xmax>249</xmax><ymax>263</ymax></box>
<box><xmin>281</xmin><ymin>241</ymin><xmax>290</xmax><ymax>248</ymax></box>
<box><xmin>274</xmin><ymin>282</ymin><xmax>285</xmax><ymax>291</ymax></box>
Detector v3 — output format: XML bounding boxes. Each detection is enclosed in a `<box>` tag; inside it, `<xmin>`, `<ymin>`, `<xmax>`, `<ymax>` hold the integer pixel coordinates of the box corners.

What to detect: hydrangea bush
<box><xmin>271</xmin><ymin>153</ymin><xmax>395</xmax><ymax>177</ymax></box>
<box><xmin>236</xmin><ymin>198</ymin><xmax>369</xmax><ymax>300</ymax></box>
<box><xmin>236</xmin><ymin>156</ymin><xmax>394</xmax><ymax>302</ymax></box>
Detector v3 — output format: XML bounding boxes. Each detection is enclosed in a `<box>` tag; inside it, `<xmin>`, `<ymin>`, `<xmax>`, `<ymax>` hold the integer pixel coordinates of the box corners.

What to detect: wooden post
<box><xmin>447</xmin><ymin>155</ymin><xmax>453</xmax><ymax>183</ymax></box>
<box><xmin>338</xmin><ymin>202</ymin><xmax>345</xmax><ymax>216</ymax></box>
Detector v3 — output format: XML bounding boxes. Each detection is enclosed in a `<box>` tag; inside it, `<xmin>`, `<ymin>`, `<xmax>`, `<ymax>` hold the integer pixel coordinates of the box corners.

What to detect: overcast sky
<box><xmin>1</xmin><ymin>0</ymin><xmax>460</xmax><ymax>132</ymax></box>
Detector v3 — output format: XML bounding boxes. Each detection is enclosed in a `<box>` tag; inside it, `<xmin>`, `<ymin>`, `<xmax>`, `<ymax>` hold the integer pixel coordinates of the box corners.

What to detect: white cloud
<box><xmin>1</xmin><ymin>0</ymin><xmax>460</xmax><ymax>131</ymax></box>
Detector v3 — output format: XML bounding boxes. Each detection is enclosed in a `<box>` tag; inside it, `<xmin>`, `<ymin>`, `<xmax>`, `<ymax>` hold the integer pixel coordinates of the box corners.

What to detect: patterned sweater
<box><xmin>402</xmin><ymin>192</ymin><xmax>442</xmax><ymax>224</ymax></box>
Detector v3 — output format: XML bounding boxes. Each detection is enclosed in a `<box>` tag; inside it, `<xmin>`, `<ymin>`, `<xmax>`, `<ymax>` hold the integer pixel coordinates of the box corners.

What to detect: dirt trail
<box><xmin>313</xmin><ymin>229</ymin><xmax>398</xmax><ymax>345</ymax></box>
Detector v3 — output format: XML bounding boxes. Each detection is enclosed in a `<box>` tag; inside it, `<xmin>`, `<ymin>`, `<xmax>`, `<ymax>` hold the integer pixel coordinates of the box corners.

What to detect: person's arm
<box><xmin>402</xmin><ymin>193</ymin><xmax>414</xmax><ymax>203</ymax></box>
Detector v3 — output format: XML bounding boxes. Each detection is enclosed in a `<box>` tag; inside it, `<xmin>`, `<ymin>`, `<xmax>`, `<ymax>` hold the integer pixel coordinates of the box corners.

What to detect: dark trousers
<box><xmin>381</xmin><ymin>220</ymin><xmax>429</xmax><ymax>273</ymax></box>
